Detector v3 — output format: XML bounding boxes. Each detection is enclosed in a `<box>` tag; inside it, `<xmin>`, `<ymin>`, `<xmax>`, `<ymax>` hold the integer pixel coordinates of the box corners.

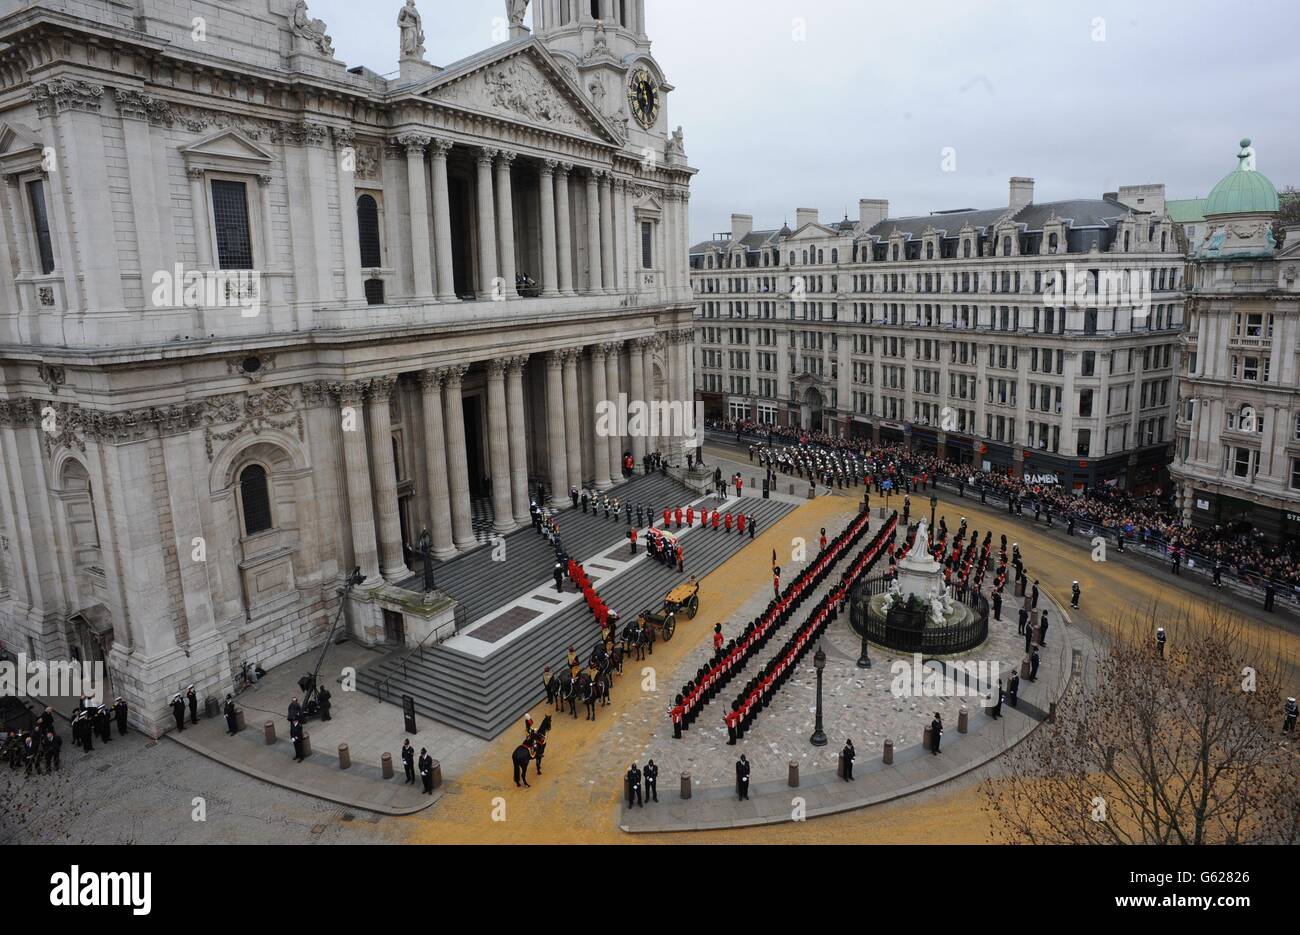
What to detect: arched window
<box><xmin>788</xmin><ymin>252</ymin><xmax>795</xmax><ymax>265</ymax></box>
<box><xmin>962</xmin><ymin>240</ymin><xmax>971</xmax><ymax>259</ymax></box>
<box><xmin>926</xmin><ymin>242</ymin><xmax>934</xmax><ymax>260</ymax></box>
<box><xmin>1123</xmin><ymin>231</ymin><xmax>1131</xmax><ymax>252</ymax></box>
<box><xmin>831</xmin><ymin>248</ymin><xmax>838</xmax><ymax>263</ymax></box>
<box><xmin>802</xmin><ymin>250</ymin><xmax>808</xmax><ymax>265</ymax></box>
<box><xmin>357</xmin><ymin>194</ymin><xmax>382</xmax><ymax>268</ymax></box>
<box><xmin>891</xmin><ymin>244</ymin><xmax>899</xmax><ymax>261</ymax></box>
<box><xmin>817</xmin><ymin>249</ymin><xmax>824</xmax><ymax>264</ymax></box>
<box><xmin>238</xmin><ymin>463</ymin><xmax>273</xmax><ymax>536</ymax></box>
<box><xmin>1001</xmin><ymin>235</ymin><xmax>1011</xmax><ymax>256</ymax></box>
<box><xmin>1048</xmin><ymin>232</ymin><xmax>1058</xmax><ymax>254</ymax></box>
<box><xmin>706</xmin><ymin>255</ymin><xmax>713</xmax><ymax>269</ymax></box>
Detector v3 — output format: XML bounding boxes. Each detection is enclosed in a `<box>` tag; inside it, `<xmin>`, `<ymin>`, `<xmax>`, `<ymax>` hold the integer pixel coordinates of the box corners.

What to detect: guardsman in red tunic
<box><xmin>724</xmin><ymin>513</ymin><xmax>733</xmax><ymax>533</ymax></box>
<box><xmin>671</xmin><ymin>699</ymin><xmax>685</xmax><ymax>739</ymax></box>
<box><xmin>734</xmin><ymin>475</ymin><xmax>743</xmax><ymax>498</ymax></box>
<box><xmin>674</xmin><ymin>507</ymin><xmax>682</xmax><ymax>529</ymax></box>
<box><xmin>686</xmin><ymin>506</ymin><xmax>695</xmax><ymax>527</ymax></box>
<box><xmin>773</xmin><ymin>566</ymin><xmax>781</xmax><ymax>598</ymax></box>
<box><xmin>712</xmin><ymin>510</ymin><xmax>721</xmax><ymax>530</ymax></box>
<box><xmin>713</xmin><ymin>623</ymin><xmax>724</xmax><ymax>652</ymax></box>
<box><xmin>737</xmin><ymin>513</ymin><xmax>747</xmax><ymax>536</ymax></box>
<box><xmin>819</xmin><ymin>527</ymin><xmax>828</xmax><ymax>552</ymax></box>
<box><xmin>663</xmin><ymin>507</ymin><xmax>671</xmax><ymax>528</ymax></box>
<box><xmin>725</xmin><ymin>705</ymin><xmax>741</xmax><ymax>744</ymax></box>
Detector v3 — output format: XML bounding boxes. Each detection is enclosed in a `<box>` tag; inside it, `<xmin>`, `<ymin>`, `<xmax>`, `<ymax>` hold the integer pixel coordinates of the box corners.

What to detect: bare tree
<box><xmin>983</xmin><ymin>604</ymin><xmax>1299</xmax><ymax>844</ymax></box>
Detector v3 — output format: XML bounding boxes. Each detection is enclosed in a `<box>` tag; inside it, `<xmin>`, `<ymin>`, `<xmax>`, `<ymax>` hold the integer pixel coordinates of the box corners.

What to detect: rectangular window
<box><xmin>641</xmin><ymin>221</ymin><xmax>653</xmax><ymax>269</ymax></box>
<box><xmin>27</xmin><ymin>179</ymin><xmax>56</xmax><ymax>275</ymax></box>
<box><xmin>210</xmin><ymin>179</ymin><xmax>254</xmax><ymax>270</ymax></box>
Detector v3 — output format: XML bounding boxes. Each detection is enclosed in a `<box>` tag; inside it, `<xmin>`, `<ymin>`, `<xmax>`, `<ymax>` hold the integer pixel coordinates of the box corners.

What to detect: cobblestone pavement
<box><xmin>0</xmin><ymin>726</ymin><xmax>397</xmax><ymax>845</ymax></box>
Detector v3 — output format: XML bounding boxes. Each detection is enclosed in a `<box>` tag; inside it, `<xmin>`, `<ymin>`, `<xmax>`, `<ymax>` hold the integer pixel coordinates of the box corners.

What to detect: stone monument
<box><xmin>398</xmin><ymin>0</ymin><xmax>436</xmax><ymax>83</ymax></box>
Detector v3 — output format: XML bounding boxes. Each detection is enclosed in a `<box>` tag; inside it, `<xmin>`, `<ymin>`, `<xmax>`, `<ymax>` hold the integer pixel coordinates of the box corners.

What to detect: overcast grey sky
<box><xmin>313</xmin><ymin>0</ymin><xmax>1300</xmax><ymax>242</ymax></box>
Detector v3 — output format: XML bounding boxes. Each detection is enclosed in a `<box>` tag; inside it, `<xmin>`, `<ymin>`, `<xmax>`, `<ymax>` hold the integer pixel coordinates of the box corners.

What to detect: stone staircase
<box><xmin>358</xmin><ymin>481</ymin><xmax>794</xmax><ymax>739</ymax></box>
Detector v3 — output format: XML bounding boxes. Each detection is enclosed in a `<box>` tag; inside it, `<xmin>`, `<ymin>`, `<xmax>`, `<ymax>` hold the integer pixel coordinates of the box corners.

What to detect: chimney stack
<box><xmin>795</xmin><ymin>207</ymin><xmax>819</xmax><ymax>229</ymax></box>
<box><xmin>859</xmin><ymin>199</ymin><xmax>889</xmax><ymax>230</ymax></box>
<box><xmin>730</xmin><ymin>213</ymin><xmax>753</xmax><ymax>243</ymax></box>
<box><xmin>1009</xmin><ymin>177</ymin><xmax>1034</xmax><ymax>211</ymax></box>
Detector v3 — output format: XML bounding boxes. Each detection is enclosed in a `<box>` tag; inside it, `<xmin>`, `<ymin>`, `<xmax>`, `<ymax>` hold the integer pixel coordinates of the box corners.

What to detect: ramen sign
<box><xmin>1023</xmin><ymin>473</ymin><xmax>1060</xmax><ymax>486</ymax></box>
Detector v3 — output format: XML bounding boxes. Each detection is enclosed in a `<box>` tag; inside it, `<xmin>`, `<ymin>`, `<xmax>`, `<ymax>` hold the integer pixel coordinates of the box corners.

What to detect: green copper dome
<box><xmin>1203</xmin><ymin>138</ymin><xmax>1280</xmax><ymax>216</ymax></box>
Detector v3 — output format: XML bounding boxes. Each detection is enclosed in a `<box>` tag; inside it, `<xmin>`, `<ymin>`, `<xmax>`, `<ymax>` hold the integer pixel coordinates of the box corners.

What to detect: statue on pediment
<box><xmin>507</xmin><ymin>0</ymin><xmax>530</xmax><ymax>29</ymax></box>
<box><xmin>291</xmin><ymin>0</ymin><xmax>334</xmax><ymax>56</ymax></box>
<box><xmin>398</xmin><ymin>0</ymin><xmax>426</xmax><ymax>59</ymax></box>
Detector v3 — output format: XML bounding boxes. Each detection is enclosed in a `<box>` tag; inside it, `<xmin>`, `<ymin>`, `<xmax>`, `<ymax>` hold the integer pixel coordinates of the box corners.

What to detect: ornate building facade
<box><xmin>690</xmin><ymin>178</ymin><xmax>1185</xmax><ymax>493</ymax></box>
<box><xmin>1171</xmin><ymin>140</ymin><xmax>1300</xmax><ymax>541</ymax></box>
<box><xmin>0</xmin><ymin>0</ymin><xmax>695</xmax><ymax>734</ymax></box>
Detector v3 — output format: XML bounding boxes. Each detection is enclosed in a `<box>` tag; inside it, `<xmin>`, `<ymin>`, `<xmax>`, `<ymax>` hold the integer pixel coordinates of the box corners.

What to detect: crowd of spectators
<box><xmin>707</xmin><ymin>418</ymin><xmax>1300</xmax><ymax>589</ymax></box>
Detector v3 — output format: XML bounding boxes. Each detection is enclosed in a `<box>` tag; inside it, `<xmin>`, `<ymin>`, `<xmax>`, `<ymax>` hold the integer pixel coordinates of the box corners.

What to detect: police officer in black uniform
<box><xmin>171</xmin><ymin>694</ymin><xmax>186</xmax><ymax>732</ymax></box>
<box><xmin>224</xmin><ymin>694</ymin><xmax>238</xmax><ymax>735</ymax></box>
<box><xmin>419</xmin><ymin>748</ymin><xmax>434</xmax><ymax>793</ymax></box>
<box><xmin>626</xmin><ymin>763</ymin><xmax>643</xmax><ymax>808</ymax></box>
<box><xmin>643</xmin><ymin>759</ymin><xmax>659</xmax><ymax>802</ymax></box>
<box><xmin>841</xmin><ymin>739</ymin><xmax>855</xmax><ymax>781</ymax></box>
<box><xmin>990</xmin><ymin>680</ymin><xmax>1004</xmax><ymax>719</ymax></box>
<box><xmin>114</xmin><ymin>697</ymin><xmax>129</xmax><ymax>735</ymax></box>
<box><xmin>186</xmin><ymin>684</ymin><xmax>199</xmax><ymax>724</ymax></box>
<box><xmin>735</xmin><ymin>754</ymin><xmax>750</xmax><ymax>800</ymax></box>
<box><xmin>401</xmin><ymin>739</ymin><xmax>416</xmax><ymax>783</ymax></box>
<box><xmin>318</xmin><ymin>684</ymin><xmax>332</xmax><ymax>721</ymax></box>
<box><xmin>930</xmin><ymin>713</ymin><xmax>943</xmax><ymax>755</ymax></box>
<box><xmin>290</xmin><ymin>718</ymin><xmax>305</xmax><ymax>761</ymax></box>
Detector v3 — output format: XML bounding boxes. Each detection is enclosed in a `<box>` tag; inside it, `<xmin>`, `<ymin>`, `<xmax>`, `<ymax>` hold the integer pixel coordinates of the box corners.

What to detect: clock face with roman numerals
<box><xmin>627</xmin><ymin>68</ymin><xmax>659</xmax><ymax>129</ymax></box>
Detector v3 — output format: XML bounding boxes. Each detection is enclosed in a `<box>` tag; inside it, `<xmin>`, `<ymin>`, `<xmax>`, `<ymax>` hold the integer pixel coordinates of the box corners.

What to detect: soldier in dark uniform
<box><xmin>1029</xmin><ymin>648</ymin><xmax>1040</xmax><ymax>681</ymax></box>
<box><xmin>288</xmin><ymin>696</ymin><xmax>302</xmax><ymax>726</ymax></box>
<box><xmin>1007</xmin><ymin>671</ymin><xmax>1020</xmax><ymax>707</ymax></box>
<box><xmin>626</xmin><ymin>763</ymin><xmax>643</xmax><ymax>807</ymax></box>
<box><xmin>643</xmin><ymin>759</ymin><xmax>658</xmax><ymax>802</ymax></box>
<box><xmin>735</xmin><ymin>754</ymin><xmax>750</xmax><ymax>800</ymax></box>
<box><xmin>98</xmin><ymin>704</ymin><xmax>113</xmax><ymax>743</ymax></box>
<box><xmin>990</xmin><ymin>680</ymin><xmax>1004</xmax><ymax>719</ymax></box>
<box><xmin>930</xmin><ymin>713</ymin><xmax>943</xmax><ymax>755</ymax></box>
<box><xmin>401</xmin><ymin>739</ymin><xmax>416</xmax><ymax>783</ymax></box>
<box><xmin>1071</xmin><ymin>581</ymin><xmax>1081</xmax><ymax>609</ymax></box>
<box><xmin>1264</xmin><ymin>582</ymin><xmax>1276</xmax><ymax>612</ymax></box>
<box><xmin>290</xmin><ymin>718</ymin><xmax>305</xmax><ymax>761</ymax></box>
<box><xmin>419</xmin><ymin>748</ymin><xmax>434</xmax><ymax>794</ymax></box>
<box><xmin>542</xmin><ymin>665</ymin><xmax>556</xmax><ymax>706</ymax></box>
<box><xmin>1017</xmin><ymin>606</ymin><xmax>1028</xmax><ymax>635</ymax></box>
<box><xmin>992</xmin><ymin>590</ymin><xmax>1002</xmax><ymax>621</ymax></box>
<box><xmin>569</xmin><ymin>485</ymin><xmax>579</xmax><ymax>508</ymax></box>
<box><xmin>553</xmin><ymin>562</ymin><xmax>564</xmax><ymax>593</ymax></box>
<box><xmin>1284</xmin><ymin>697</ymin><xmax>1298</xmax><ymax>733</ymax></box>
<box><xmin>171</xmin><ymin>694</ymin><xmax>186</xmax><ymax>732</ymax></box>
<box><xmin>841</xmin><ymin>739</ymin><xmax>855</xmax><ymax>781</ymax></box>
<box><xmin>1156</xmin><ymin>627</ymin><xmax>1166</xmax><ymax>657</ymax></box>
<box><xmin>224</xmin><ymin>694</ymin><xmax>238</xmax><ymax>735</ymax></box>
<box><xmin>114</xmin><ymin>697</ymin><xmax>129</xmax><ymax>735</ymax></box>
<box><xmin>1039</xmin><ymin>611</ymin><xmax>1049</xmax><ymax>647</ymax></box>
<box><xmin>318</xmin><ymin>685</ymin><xmax>332</xmax><ymax>721</ymax></box>
<box><xmin>581</xmin><ymin>490</ymin><xmax>589</xmax><ymax>513</ymax></box>
<box><xmin>1030</xmin><ymin>580</ymin><xmax>1039</xmax><ymax>609</ymax></box>
<box><xmin>186</xmin><ymin>684</ymin><xmax>199</xmax><ymax>724</ymax></box>
<box><xmin>23</xmin><ymin>733</ymin><xmax>40</xmax><ymax>776</ymax></box>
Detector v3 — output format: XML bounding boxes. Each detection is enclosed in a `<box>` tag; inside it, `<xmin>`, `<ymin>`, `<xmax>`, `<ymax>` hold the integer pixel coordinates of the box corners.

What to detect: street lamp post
<box><xmin>930</xmin><ymin>493</ymin><xmax>938</xmax><ymax>532</ymax></box>
<box><xmin>811</xmin><ymin>645</ymin><xmax>828</xmax><ymax>746</ymax></box>
<box><xmin>856</xmin><ymin>607</ymin><xmax>872</xmax><ymax>669</ymax></box>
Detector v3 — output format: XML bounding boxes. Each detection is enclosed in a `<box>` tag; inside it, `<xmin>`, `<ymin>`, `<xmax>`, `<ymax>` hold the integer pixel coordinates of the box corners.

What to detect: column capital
<box><xmin>186</xmin><ymin>166</ymin><xmax>206</xmax><ymax>180</ymax></box>
<box><xmin>487</xmin><ymin>357</ymin><xmax>509</xmax><ymax>378</ymax></box>
<box><xmin>541</xmin><ymin>158</ymin><xmax>558</xmax><ymax>177</ymax></box>
<box><xmin>590</xmin><ymin>344</ymin><xmax>608</xmax><ymax>363</ymax></box>
<box><xmin>396</xmin><ymin>132</ymin><xmax>430</xmax><ymax>154</ymax></box>
<box><xmin>256</xmin><ymin>173</ymin><xmax>273</xmax><ymax>187</ymax></box>
<box><xmin>561</xmin><ymin>347</ymin><xmax>583</xmax><ymax>365</ymax></box>
<box><xmin>505</xmin><ymin>354</ymin><xmax>528</xmax><ymax>374</ymax></box>
<box><xmin>546</xmin><ymin>349</ymin><xmax>566</xmax><ymax>369</ymax></box>
<box><xmin>330</xmin><ymin>380</ymin><xmax>369</xmax><ymax>406</ymax></box>
<box><xmin>419</xmin><ymin>369</ymin><xmax>444</xmax><ymax>391</ymax></box>
<box><xmin>601</xmin><ymin>340</ymin><xmax>624</xmax><ymax>356</ymax></box>
<box><xmin>476</xmin><ymin>146</ymin><xmax>498</xmax><ymax>167</ymax></box>
<box><xmin>495</xmin><ymin>149</ymin><xmax>517</xmax><ymax>168</ymax></box>
<box><xmin>430</xmin><ymin>137</ymin><xmax>454</xmax><ymax>158</ymax></box>
<box><xmin>367</xmin><ymin>375</ymin><xmax>398</xmax><ymax>400</ymax></box>
<box><xmin>442</xmin><ymin>363</ymin><xmax>468</xmax><ymax>387</ymax></box>
<box><xmin>555</xmin><ymin>161</ymin><xmax>573</xmax><ymax>177</ymax></box>
<box><xmin>332</xmin><ymin>127</ymin><xmax>357</xmax><ymax>149</ymax></box>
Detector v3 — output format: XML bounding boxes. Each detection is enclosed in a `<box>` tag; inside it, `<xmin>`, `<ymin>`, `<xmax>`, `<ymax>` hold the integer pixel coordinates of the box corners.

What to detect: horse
<box><xmin>512</xmin><ymin>739</ymin><xmax>535</xmax><ymax>787</ymax></box>
<box><xmin>532</xmin><ymin>714</ymin><xmax>552</xmax><ymax>775</ymax></box>
<box><xmin>579</xmin><ymin>672</ymin><xmax>604</xmax><ymax>721</ymax></box>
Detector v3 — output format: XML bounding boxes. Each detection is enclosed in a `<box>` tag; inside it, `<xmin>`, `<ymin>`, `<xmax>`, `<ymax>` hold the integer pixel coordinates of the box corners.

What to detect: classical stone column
<box><xmin>187</xmin><ymin>168</ymin><xmax>213</xmax><ymax>268</ymax></box>
<box><xmin>366</xmin><ymin>376</ymin><xmax>406</xmax><ymax>582</ymax></box>
<box><xmin>666</xmin><ymin>331</ymin><xmax>684</xmax><ymax>463</ymax></box>
<box><xmin>475</xmin><ymin>147</ymin><xmax>499</xmax><ymax>300</ymax></box>
<box><xmin>486</xmin><ymin>359</ymin><xmax>515</xmax><ymax>532</ymax></box>
<box><xmin>612</xmin><ymin>178</ymin><xmax>627</xmax><ymax>293</ymax></box>
<box><xmin>400</xmin><ymin>133</ymin><xmax>434</xmax><ymax>297</ymax></box>
<box><xmin>545</xmin><ymin>350</ymin><xmax>569</xmax><ymax>503</ymax></box>
<box><xmin>555</xmin><ymin>163</ymin><xmax>576</xmax><ymax>295</ymax></box>
<box><xmin>604</xmin><ymin>341</ymin><xmax>623</xmax><ymax>481</ymax></box>
<box><xmin>442</xmin><ymin>365</ymin><xmax>475</xmax><ymax>549</ymax></box>
<box><xmin>333</xmin><ymin>129</ymin><xmax>363</xmax><ymax>301</ymax></box>
<box><xmin>334</xmin><ymin>382</ymin><xmax>382</xmax><ymax>585</ymax></box>
<box><xmin>641</xmin><ymin>337</ymin><xmax>658</xmax><ymax>456</ymax></box>
<box><xmin>584</xmin><ymin>170</ymin><xmax>603</xmax><ymax>294</ymax></box>
<box><xmin>599</xmin><ymin>172</ymin><xmax>616</xmax><ymax>294</ymax></box>
<box><xmin>430</xmin><ymin>138</ymin><xmax>459</xmax><ymax>302</ymax></box>
<box><xmin>628</xmin><ymin>338</ymin><xmax>647</xmax><ymax>469</ymax></box>
<box><xmin>506</xmin><ymin>355</ymin><xmax>531</xmax><ymax>523</ymax></box>
<box><xmin>539</xmin><ymin>161</ymin><xmax>560</xmax><ymax>297</ymax></box>
<box><xmin>562</xmin><ymin>349</ymin><xmax>582</xmax><ymax>490</ymax></box>
<box><xmin>589</xmin><ymin>345</ymin><xmax>612</xmax><ymax>490</ymax></box>
<box><xmin>419</xmin><ymin>369</ymin><xmax>456</xmax><ymax>559</ymax></box>
<box><xmin>495</xmin><ymin>151</ymin><xmax>519</xmax><ymax>299</ymax></box>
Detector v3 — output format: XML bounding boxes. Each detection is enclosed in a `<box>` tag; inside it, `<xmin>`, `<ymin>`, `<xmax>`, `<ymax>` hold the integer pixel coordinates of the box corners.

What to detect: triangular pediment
<box><xmin>417</xmin><ymin>40</ymin><xmax>620</xmax><ymax>145</ymax></box>
<box><xmin>0</xmin><ymin>122</ymin><xmax>42</xmax><ymax>159</ymax></box>
<box><xmin>788</xmin><ymin>222</ymin><xmax>839</xmax><ymax>240</ymax></box>
<box><xmin>180</xmin><ymin>129</ymin><xmax>274</xmax><ymax>167</ymax></box>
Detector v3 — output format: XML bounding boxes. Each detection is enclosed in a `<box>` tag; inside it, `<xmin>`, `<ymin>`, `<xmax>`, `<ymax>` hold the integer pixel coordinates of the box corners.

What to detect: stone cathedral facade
<box><xmin>0</xmin><ymin>0</ymin><xmax>696</xmax><ymax>734</ymax></box>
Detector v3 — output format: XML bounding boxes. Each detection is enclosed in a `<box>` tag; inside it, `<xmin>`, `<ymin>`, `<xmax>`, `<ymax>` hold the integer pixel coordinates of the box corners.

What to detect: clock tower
<box><xmin>528</xmin><ymin>0</ymin><xmax>674</xmax><ymax>154</ymax></box>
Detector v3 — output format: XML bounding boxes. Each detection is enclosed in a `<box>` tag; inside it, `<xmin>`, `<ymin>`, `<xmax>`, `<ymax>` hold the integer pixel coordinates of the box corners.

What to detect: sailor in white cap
<box><xmin>1284</xmin><ymin>697</ymin><xmax>1298</xmax><ymax>734</ymax></box>
<box><xmin>1071</xmin><ymin>580</ymin><xmax>1081</xmax><ymax>609</ymax></box>
<box><xmin>1155</xmin><ymin>627</ymin><xmax>1166</xmax><ymax>658</ymax></box>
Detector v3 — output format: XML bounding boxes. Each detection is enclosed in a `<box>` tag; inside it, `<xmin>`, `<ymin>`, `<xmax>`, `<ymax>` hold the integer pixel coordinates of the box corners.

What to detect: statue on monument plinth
<box><xmin>291</xmin><ymin>0</ymin><xmax>334</xmax><ymax>56</ymax></box>
<box><xmin>398</xmin><ymin>0</ymin><xmax>426</xmax><ymax>59</ymax></box>
<box><xmin>911</xmin><ymin>520</ymin><xmax>931</xmax><ymax>561</ymax></box>
<box><xmin>507</xmin><ymin>0</ymin><xmax>530</xmax><ymax>29</ymax></box>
